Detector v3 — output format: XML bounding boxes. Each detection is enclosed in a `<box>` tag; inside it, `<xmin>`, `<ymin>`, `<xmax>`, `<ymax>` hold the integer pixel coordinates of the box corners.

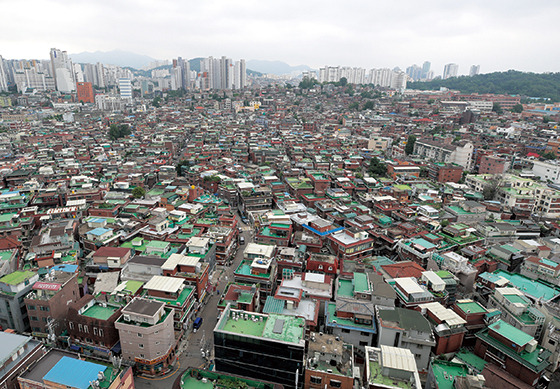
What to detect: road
<box><xmin>135</xmin><ymin>223</ymin><xmax>251</xmax><ymax>389</ymax></box>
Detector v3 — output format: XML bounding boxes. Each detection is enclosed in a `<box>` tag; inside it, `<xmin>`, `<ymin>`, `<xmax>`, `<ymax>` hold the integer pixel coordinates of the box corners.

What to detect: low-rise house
<box><xmin>364</xmin><ymin>345</ymin><xmax>422</xmax><ymax>389</ymax></box>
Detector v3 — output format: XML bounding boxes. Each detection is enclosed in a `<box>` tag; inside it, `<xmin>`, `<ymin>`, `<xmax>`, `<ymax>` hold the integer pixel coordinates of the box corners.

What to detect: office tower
<box><xmin>443</xmin><ymin>63</ymin><xmax>459</xmax><ymax>79</ymax></box>
<box><xmin>76</xmin><ymin>82</ymin><xmax>94</xmax><ymax>103</ymax></box>
<box><xmin>469</xmin><ymin>65</ymin><xmax>480</xmax><ymax>76</ymax></box>
<box><xmin>0</xmin><ymin>56</ymin><xmax>8</xmax><ymax>92</ymax></box>
<box><xmin>239</xmin><ymin>59</ymin><xmax>246</xmax><ymax>88</ymax></box>
<box><xmin>73</xmin><ymin>63</ymin><xmax>84</xmax><ymax>82</ymax></box>
<box><xmin>96</xmin><ymin>62</ymin><xmax>106</xmax><ymax>87</ymax></box>
<box><xmin>49</xmin><ymin>48</ymin><xmax>76</xmax><ymax>92</ymax></box>
<box><xmin>422</xmin><ymin>61</ymin><xmax>431</xmax><ymax>80</ymax></box>
<box><xmin>118</xmin><ymin>78</ymin><xmax>132</xmax><ymax>100</ymax></box>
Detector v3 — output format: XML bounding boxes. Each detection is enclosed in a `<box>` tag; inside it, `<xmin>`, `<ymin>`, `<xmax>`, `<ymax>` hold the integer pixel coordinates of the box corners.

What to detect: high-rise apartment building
<box><xmin>0</xmin><ymin>56</ymin><xmax>8</xmax><ymax>92</ymax></box>
<box><xmin>422</xmin><ymin>61</ymin><xmax>431</xmax><ymax>80</ymax></box>
<box><xmin>118</xmin><ymin>78</ymin><xmax>132</xmax><ymax>100</ymax></box>
<box><xmin>443</xmin><ymin>63</ymin><xmax>459</xmax><ymax>79</ymax></box>
<box><xmin>49</xmin><ymin>48</ymin><xmax>76</xmax><ymax>92</ymax></box>
<box><xmin>469</xmin><ymin>64</ymin><xmax>480</xmax><ymax>76</ymax></box>
<box><xmin>199</xmin><ymin>56</ymin><xmax>246</xmax><ymax>90</ymax></box>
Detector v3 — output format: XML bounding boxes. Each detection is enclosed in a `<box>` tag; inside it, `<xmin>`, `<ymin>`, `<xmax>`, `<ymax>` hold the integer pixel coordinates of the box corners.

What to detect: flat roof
<box><xmin>218</xmin><ymin>308</ymin><xmax>305</xmax><ymax>345</ymax></box>
<box><xmin>144</xmin><ymin>275</ymin><xmax>184</xmax><ymax>293</ymax></box>
<box><xmin>123</xmin><ymin>297</ymin><xmax>164</xmax><ymax>317</ymax></box>
<box><xmin>488</xmin><ymin>319</ymin><xmax>534</xmax><ymax>347</ymax></box>
<box><xmin>161</xmin><ymin>253</ymin><xmax>199</xmax><ymax>271</ymax></box>
<box><xmin>394</xmin><ymin>277</ymin><xmax>425</xmax><ymax>294</ymax></box>
<box><xmin>0</xmin><ymin>332</ymin><xmax>31</xmax><ymax>366</ymax></box>
<box><xmin>43</xmin><ymin>356</ymin><xmax>107</xmax><ymax>389</ymax></box>
<box><xmin>380</xmin><ymin>345</ymin><xmax>417</xmax><ymax>372</ymax></box>
<box><xmin>81</xmin><ymin>304</ymin><xmax>118</xmax><ymax>321</ymax></box>
<box><xmin>455</xmin><ymin>300</ymin><xmax>487</xmax><ymax>314</ymax></box>
<box><xmin>0</xmin><ymin>270</ymin><xmax>36</xmax><ymax>285</ymax></box>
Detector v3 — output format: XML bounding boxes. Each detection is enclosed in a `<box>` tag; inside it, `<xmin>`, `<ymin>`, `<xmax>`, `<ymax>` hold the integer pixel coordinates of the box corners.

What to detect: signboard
<box><xmin>33</xmin><ymin>282</ymin><xmax>62</xmax><ymax>291</ymax></box>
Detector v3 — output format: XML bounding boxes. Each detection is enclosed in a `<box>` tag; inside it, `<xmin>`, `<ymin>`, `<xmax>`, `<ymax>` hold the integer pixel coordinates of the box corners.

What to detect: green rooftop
<box><xmin>493</xmin><ymin>270</ymin><xmax>560</xmax><ymax>301</ymax></box>
<box><xmin>369</xmin><ymin>357</ymin><xmax>412</xmax><ymax>389</ymax></box>
<box><xmin>0</xmin><ymin>270</ymin><xmax>36</xmax><ymax>285</ymax></box>
<box><xmin>337</xmin><ymin>279</ymin><xmax>354</xmax><ymax>298</ymax></box>
<box><xmin>430</xmin><ymin>360</ymin><xmax>469</xmax><ymax>389</ymax></box>
<box><xmin>219</xmin><ymin>309</ymin><xmax>304</xmax><ymax>344</ymax></box>
<box><xmin>454</xmin><ymin>349</ymin><xmax>488</xmax><ymax>372</ymax></box>
<box><xmin>353</xmin><ymin>272</ymin><xmax>369</xmax><ymax>293</ymax></box>
<box><xmin>81</xmin><ymin>304</ymin><xmax>119</xmax><ymax>320</ymax></box>
<box><xmin>488</xmin><ymin>319</ymin><xmax>533</xmax><ymax>346</ymax></box>
<box><xmin>145</xmin><ymin>286</ymin><xmax>194</xmax><ymax>307</ymax></box>
<box><xmin>455</xmin><ymin>301</ymin><xmax>487</xmax><ymax>315</ymax></box>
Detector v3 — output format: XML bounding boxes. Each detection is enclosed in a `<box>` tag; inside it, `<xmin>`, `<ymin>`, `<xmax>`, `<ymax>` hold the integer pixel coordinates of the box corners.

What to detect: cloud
<box><xmin>1</xmin><ymin>0</ymin><xmax>558</xmax><ymax>74</ymax></box>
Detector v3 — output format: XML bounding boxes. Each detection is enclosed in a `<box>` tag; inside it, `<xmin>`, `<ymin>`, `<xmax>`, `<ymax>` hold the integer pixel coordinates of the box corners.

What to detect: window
<box><xmin>330</xmin><ymin>380</ymin><xmax>342</xmax><ymax>388</ymax></box>
<box><xmin>93</xmin><ymin>328</ymin><xmax>98</xmax><ymax>336</ymax></box>
<box><xmin>310</xmin><ymin>376</ymin><xmax>322</xmax><ymax>384</ymax></box>
<box><xmin>69</xmin><ymin>322</ymin><xmax>74</xmax><ymax>330</ymax></box>
<box><xmin>78</xmin><ymin>324</ymin><xmax>83</xmax><ymax>332</ymax></box>
<box><xmin>548</xmin><ymin>339</ymin><xmax>556</xmax><ymax>346</ymax></box>
<box><xmin>138</xmin><ymin>333</ymin><xmax>143</xmax><ymax>337</ymax></box>
<box><xmin>359</xmin><ymin>341</ymin><xmax>369</xmax><ymax>347</ymax></box>
<box><xmin>139</xmin><ymin>354</ymin><xmax>145</xmax><ymax>359</ymax></box>
<box><xmin>139</xmin><ymin>344</ymin><xmax>144</xmax><ymax>349</ymax></box>
<box><xmin>83</xmin><ymin>325</ymin><xmax>88</xmax><ymax>333</ymax></box>
<box><xmin>341</xmin><ymin>328</ymin><xmax>350</xmax><ymax>333</ymax></box>
<box><xmin>156</xmin><ymin>341</ymin><xmax>160</xmax><ymax>345</ymax></box>
<box><xmin>99</xmin><ymin>329</ymin><xmax>104</xmax><ymax>337</ymax></box>
<box><xmin>28</xmin><ymin>305</ymin><xmax>36</xmax><ymax>310</ymax></box>
<box><xmin>30</xmin><ymin>316</ymin><xmax>38</xmax><ymax>322</ymax></box>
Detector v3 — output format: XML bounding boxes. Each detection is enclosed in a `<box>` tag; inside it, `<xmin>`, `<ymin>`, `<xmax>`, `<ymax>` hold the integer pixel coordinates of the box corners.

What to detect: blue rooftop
<box><xmin>43</xmin><ymin>357</ymin><xmax>106</xmax><ymax>389</ymax></box>
<box><xmin>88</xmin><ymin>227</ymin><xmax>112</xmax><ymax>236</ymax></box>
<box><xmin>52</xmin><ymin>264</ymin><xmax>78</xmax><ymax>273</ymax></box>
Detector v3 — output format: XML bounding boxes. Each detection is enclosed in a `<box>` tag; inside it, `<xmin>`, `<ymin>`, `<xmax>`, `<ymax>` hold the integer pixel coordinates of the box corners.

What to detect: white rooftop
<box><xmin>380</xmin><ymin>345</ymin><xmax>418</xmax><ymax>372</ymax></box>
<box><xmin>421</xmin><ymin>302</ymin><xmax>466</xmax><ymax>327</ymax></box>
<box><xmin>394</xmin><ymin>277</ymin><xmax>425</xmax><ymax>294</ymax></box>
<box><xmin>161</xmin><ymin>253</ymin><xmax>200</xmax><ymax>271</ymax></box>
<box><xmin>144</xmin><ymin>275</ymin><xmax>184</xmax><ymax>293</ymax></box>
<box><xmin>244</xmin><ymin>243</ymin><xmax>275</xmax><ymax>258</ymax></box>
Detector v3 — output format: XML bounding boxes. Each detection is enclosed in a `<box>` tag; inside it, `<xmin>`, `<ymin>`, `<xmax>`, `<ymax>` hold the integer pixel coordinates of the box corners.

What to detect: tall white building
<box><xmin>469</xmin><ymin>65</ymin><xmax>480</xmax><ymax>76</ymax></box>
<box><xmin>49</xmin><ymin>48</ymin><xmax>76</xmax><ymax>92</ymax></box>
<box><xmin>442</xmin><ymin>63</ymin><xmax>459</xmax><ymax>79</ymax></box>
<box><xmin>118</xmin><ymin>78</ymin><xmax>132</xmax><ymax>100</ymax></box>
<box><xmin>199</xmin><ymin>56</ymin><xmax>246</xmax><ymax>90</ymax></box>
<box><xmin>0</xmin><ymin>56</ymin><xmax>8</xmax><ymax>92</ymax></box>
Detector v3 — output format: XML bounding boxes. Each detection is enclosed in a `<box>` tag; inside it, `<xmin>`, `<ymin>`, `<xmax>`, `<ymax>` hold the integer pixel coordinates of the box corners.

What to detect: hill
<box><xmin>407</xmin><ymin>70</ymin><xmax>560</xmax><ymax>101</ymax></box>
<box><xmin>70</xmin><ymin>50</ymin><xmax>156</xmax><ymax>69</ymax></box>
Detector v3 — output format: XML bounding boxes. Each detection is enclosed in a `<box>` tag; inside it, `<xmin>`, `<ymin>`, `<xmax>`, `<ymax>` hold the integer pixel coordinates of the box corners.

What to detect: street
<box><xmin>134</xmin><ymin>226</ymin><xmax>250</xmax><ymax>389</ymax></box>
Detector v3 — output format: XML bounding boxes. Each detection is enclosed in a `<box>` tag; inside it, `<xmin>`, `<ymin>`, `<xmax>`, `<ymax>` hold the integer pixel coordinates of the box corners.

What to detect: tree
<box><xmin>132</xmin><ymin>186</ymin><xmax>146</xmax><ymax>199</ymax></box>
<box><xmin>543</xmin><ymin>115</ymin><xmax>552</xmax><ymax>123</ymax></box>
<box><xmin>339</xmin><ymin>77</ymin><xmax>348</xmax><ymax>87</ymax></box>
<box><xmin>152</xmin><ymin>97</ymin><xmax>161</xmax><ymax>108</ymax></box>
<box><xmin>482</xmin><ymin>177</ymin><xmax>501</xmax><ymax>200</ymax></box>
<box><xmin>405</xmin><ymin>135</ymin><xmax>417</xmax><ymax>155</ymax></box>
<box><xmin>368</xmin><ymin>157</ymin><xmax>387</xmax><ymax>177</ymax></box>
<box><xmin>299</xmin><ymin>77</ymin><xmax>319</xmax><ymax>89</ymax></box>
<box><xmin>108</xmin><ymin>124</ymin><xmax>131</xmax><ymax>141</ymax></box>
<box><xmin>540</xmin><ymin>151</ymin><xmax>557</xmax><ymax>160</ymax></box>
<box><xmin>511</xmin><ymin>103</ymin><xmax>523</xmax><ymax>113</ymax></box>
<box><xmin>348</xmin><ymin>102</ymin><xmax>360</xmax><ymax>111</ymax></box>
<box><xmin>363</xmin><ymin>101</ymin><xmax>374</xmax><ymax>110</ymax></box>
<box><xmin>492</xmin><ymin>102</ymin><xmax>503</xmax><ymax>114</ymax></box>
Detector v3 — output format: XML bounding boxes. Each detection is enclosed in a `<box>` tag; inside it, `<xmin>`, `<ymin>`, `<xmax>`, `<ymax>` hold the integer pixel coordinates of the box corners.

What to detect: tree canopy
<box><xmin>368</xmin><ymin>157</ymin><xmax>387</xmax><ymax>177</ymax></box>
<box><xmin>108</xmin><ymin>124</ymin><xmax>131</xmax><ymax>141</ymax></box>
<box><xmin>407</xmin><ymin>70</ymin><xmax>560</xmax><ymax>102</ymax></box>
<box><xmin>405</xmin><ymin>135</ymin><xmax>417</xmax><ymax>155</ymax></box>
<box><xmin>132</xmin><ymin>186</ymin><xmax>146</xmax><ymax>199</ymax></box>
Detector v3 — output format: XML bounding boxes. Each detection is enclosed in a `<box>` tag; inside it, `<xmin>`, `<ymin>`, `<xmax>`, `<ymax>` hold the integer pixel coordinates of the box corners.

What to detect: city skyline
<box><xmin>2</xmin><ymin>0</ymin><xmax>559</xmax><ymax>75</ymax></box>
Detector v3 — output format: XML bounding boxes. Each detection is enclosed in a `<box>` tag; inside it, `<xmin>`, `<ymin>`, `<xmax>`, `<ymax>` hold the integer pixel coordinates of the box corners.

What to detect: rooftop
<box><xmin>0</xmin><ymin>270</ymin><xmax>36</xmax><ymax>286</ymax></box>
<box><xmin>81</xmin><ymin>303</ymin><xmax>119</xmax><ymax>321</ymax></box>
<box><xmin>217</xmin><ymin>307</ymin><xmax>305</xmax><ymax>345</ymax></box>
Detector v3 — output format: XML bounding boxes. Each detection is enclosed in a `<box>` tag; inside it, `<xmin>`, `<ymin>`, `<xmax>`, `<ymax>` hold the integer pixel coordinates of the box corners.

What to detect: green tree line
<box><xmin>408</xmin><ymin>70</ymin><xmax>560</xmax><ymax>101</ymax></box>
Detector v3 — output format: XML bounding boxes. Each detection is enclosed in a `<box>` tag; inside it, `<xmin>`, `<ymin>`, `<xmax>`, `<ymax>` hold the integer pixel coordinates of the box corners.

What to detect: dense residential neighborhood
<box><xmin>1</xmin><ymin>49</ymin><xmax>560</xmax><ymax>389</ymax></box>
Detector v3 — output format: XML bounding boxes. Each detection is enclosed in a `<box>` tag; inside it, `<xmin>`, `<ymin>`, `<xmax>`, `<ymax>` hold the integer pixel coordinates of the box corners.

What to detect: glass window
<box><xmin>310</xmin><ymin>376</ymin><xmax>322</xmax><ymax>384</ymax></box>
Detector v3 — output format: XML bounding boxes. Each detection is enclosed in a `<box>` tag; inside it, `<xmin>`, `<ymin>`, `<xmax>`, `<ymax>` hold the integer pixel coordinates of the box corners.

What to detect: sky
<box><xmin>2</xmin><ymin>0</ymin><xmax>559</xmax><ymax>76</ymax></box>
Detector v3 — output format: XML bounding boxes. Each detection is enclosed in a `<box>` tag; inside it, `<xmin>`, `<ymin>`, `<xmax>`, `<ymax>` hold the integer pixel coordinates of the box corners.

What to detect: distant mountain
<box><xmin>247</xmin><ymin>60</ymin><xmax>313</xmax><ymax>76</ymax></box>
<box><xmin>70</xmin><ymin>50</ymin><xmax>157</xmax><ymax>69</ymax></box>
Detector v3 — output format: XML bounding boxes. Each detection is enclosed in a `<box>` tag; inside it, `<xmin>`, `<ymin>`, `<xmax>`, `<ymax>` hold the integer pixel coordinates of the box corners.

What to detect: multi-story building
<box><xmin>0</xmin><ymin>271</ymin><xmax>39</xmax><ymax>332</ymax></box>
<box><xmin>413</xmin><ymin>139</ymin><xmax>473</xmax><ymax>169</ymax></box>
<box><xmin>25</xmin><ymin>271</ymin><xmax>80</xmax><ymax>337</ymax></box>
<box><xmin>305</xmin><ymin>332</ymin><xmax>354</xmax><ymax>389</ymax></box>
<box><xmin>18</xmin><ymin>349</ymin><xmax>135</xmax><ymax>389</ymax></box>
<box><xmin>376</xmin><ymin>306</ymin><xmax>435</xmax><ymax>372</ymax></box>
<box><xmin>364</xmin><ymin>345</ymin><xmax>422</xmax><ymax>389</ymax></box>
<box><xmin>214</xmin><ymin>304</ymin><xmax>305</xmax><ymax>389</ymax></box>
<box><xmin>115</xmin><ymin>297</ymin><xmax>176</xmax><ymax>375</ymax></box>
<box><xmin>118</xmin><ymin>78</ymin><xmax>132</xmax><ymax>100</ymax></box>
<box><xmin>474</xmin><ymin>319</ymin><xmax>551</xmax><ymax>387</ymax></box>
<box><xmin>50</xmin><ymin>48</ymin><xmax>76</xmax><ymax>92</ymax></box>
<box><xmin>76</xmin><ymin>81</ymin><xmax>94</xmax><ymax>103</ymax></box>
<box><xmin>420</xmin><ymin>302</ymin><xmax>466</xmax><ymax>355</ymax></box>
<box><xmin>327</xmin><ymin>228</ymin><xmax>374</xmax><ymax>262</ymax></box>
<box><xmin>487</xmin><ymin>287</ymin><xmax>545</xmax><ymax>338</ymax></box>
<box><xmin>442</xmin><ymin>63</ymin><xmax>459</xmax><ymax>79</ymax></box>
<box><xmin>428</xmin><ymin>163</ymin><xmax>463</xmax><ymax>183</ymax></box>
<box><xmin>478</xmin><ymin>155</ymin><xmax>508</xmax><ymax>175</ymax></box>
<box><xmin>0</xmin><ymin>332</ymin><xmax>45</xmax><ymax>389</ymax></box>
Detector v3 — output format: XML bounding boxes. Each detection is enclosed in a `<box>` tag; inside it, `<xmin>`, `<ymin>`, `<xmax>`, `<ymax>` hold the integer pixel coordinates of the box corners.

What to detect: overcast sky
<box><xmin>2</xmin><ymin>0</ymin><xmax>558</xmax><ymax>76</ymax></box>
